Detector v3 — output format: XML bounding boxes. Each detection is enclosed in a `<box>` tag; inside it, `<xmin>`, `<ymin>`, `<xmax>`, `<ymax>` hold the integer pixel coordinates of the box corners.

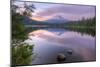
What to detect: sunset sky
<box><xmin>13</xmin><ymin>1</ymin><xmax>96</xmax><ymax>21</ymax></box>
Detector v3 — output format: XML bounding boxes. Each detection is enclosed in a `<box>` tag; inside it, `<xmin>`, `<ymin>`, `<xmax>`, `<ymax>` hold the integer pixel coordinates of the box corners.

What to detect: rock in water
<box><xmin>67</xmin><ymin>50</ymin><xmax>73</xmax><ymax>55</ymax></box>
<box><xmin>57</xmin><ymin>53</ymin><xmax>66</xmax><ymax>62</ymax></box>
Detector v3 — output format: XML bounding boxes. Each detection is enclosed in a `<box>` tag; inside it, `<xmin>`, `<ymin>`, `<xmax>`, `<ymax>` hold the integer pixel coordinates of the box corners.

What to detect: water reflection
<box><xmin>26</xmin><ymin>27</ymin><xmax>95</xmax><ymax>37</ymax></box>
<box><xmin>25</xmin><ymin>28</ymin><xmax>96</xmax><ymax>65</ymax></box>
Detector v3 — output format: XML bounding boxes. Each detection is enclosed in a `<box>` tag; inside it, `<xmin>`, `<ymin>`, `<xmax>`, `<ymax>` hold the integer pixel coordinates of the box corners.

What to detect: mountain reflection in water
<box><xmin>25</xmin><ymin>28</ymin><xmax>96</xmax><ymax>64</ymax></box>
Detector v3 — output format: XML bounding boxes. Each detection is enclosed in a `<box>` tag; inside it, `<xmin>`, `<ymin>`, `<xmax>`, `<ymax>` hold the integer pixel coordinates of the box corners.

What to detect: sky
<box><xmin>13</xmin><ymin>1</ymin><xmax>96</xmax><ymax>21</ymax></box>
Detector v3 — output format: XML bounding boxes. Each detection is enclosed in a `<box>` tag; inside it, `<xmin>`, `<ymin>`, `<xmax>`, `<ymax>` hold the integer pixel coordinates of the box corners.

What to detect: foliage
<box><xmin>12</xmin><ymin>13</ymin><xmax>27</xmax><ymax>40</ymax></box>
<box><xmin>11</xmin><ymin>1</ymin><xmax>36</xmax><ymax>66</ymax></box>
<box><xmin>67</xmin><ymin>17</ymin><xmax>96</xmax><ymax>27</ymax></box>
<box><xmin>12</xmin><ymin>43</ymin><xmax>34</xmax><ymax>65</ymax></box>
<box><xmin>23</xmin><ymin>2</ymin><xmax>36</xmax><ymax>17</ymax></box>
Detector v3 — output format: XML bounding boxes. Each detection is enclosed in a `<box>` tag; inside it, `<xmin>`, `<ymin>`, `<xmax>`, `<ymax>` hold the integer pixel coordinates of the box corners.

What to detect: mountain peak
<box><xmin>53</xmin><ymin>15</ymin><xmax>64</xmax><ymax>20</ymax></box>
<box><xmin>45</xmin><ymin>15</ymin><xmax>68</xmax><ymax>24</ymax></box>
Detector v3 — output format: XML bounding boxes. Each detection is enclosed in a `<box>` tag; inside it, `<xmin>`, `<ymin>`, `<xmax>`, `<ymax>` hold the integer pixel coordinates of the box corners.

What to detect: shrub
<box><xmin>12</xmin><ymin>42</ymin><xmax>35</xmax><ymax>65</ymax></box>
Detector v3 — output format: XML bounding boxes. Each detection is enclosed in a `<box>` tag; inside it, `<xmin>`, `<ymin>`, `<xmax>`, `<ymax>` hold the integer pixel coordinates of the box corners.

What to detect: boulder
<box><xmin>67</xmin><ymin>49</ymin><xmax>73</xmax><ymax>55</ymax></box>
<box><xmin>57</xmin><ymin>53</ymin><xmax>66</xmax><ymax>62</ymax></box>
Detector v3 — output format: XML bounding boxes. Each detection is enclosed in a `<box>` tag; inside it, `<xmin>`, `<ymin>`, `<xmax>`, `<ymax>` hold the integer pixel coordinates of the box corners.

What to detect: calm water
<box><xmin>25</xmin><ymin>28</ymin><xmax>96</xmax><ymax>65</ymax></box>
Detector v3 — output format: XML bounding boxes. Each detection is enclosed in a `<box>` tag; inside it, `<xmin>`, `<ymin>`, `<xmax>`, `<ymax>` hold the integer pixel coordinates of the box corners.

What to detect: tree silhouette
<box><xmin>11</xmin><ymin>1</ymin><xmax>36</xmax><ymax>17</ymax></box>
<box><xmin>23</xmin><ymin>2</ymin><xmax>36</xmax><ymax>17</ymax></box>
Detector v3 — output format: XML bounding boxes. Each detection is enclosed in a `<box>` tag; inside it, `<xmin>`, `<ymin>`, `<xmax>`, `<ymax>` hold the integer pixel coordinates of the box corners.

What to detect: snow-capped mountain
<box><xmin>45</xmin><ymin>15</ymin><xmax>69</xmax><ymax>24</ymax></box>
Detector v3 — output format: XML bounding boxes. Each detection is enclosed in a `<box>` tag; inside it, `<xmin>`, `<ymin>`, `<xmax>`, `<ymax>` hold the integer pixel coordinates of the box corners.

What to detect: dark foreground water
<box><xmin>25</xmin><ymin>28</ymin><xmax>96</xmax><ymax>65</ymax></box>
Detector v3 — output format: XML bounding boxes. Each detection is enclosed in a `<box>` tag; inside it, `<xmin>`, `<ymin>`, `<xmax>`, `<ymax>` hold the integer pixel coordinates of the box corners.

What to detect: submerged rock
<box><xmin>67</xmin><ymin>49</ymin><xmax>73</xmax><ymax>55</ymax></box>
<box><xmin>57</xmin><ymin>53</ymin><xmax>66</xmax><ymax>62</ymax></box>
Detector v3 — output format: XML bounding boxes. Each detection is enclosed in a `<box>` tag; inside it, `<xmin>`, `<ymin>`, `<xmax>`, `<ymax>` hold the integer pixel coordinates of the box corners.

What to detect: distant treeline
<box><xmin>53</xmin><ymin>17</ymin><xmax>96</xmax><ymax>28</ymax></box>
<box><xmin>66</xmin><ymin>17</ymin><xmax>96</xmax><ymax>28</ymax></box>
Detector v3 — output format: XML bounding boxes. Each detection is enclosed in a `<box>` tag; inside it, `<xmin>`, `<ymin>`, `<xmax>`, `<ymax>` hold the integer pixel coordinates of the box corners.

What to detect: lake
<box><xmin>25</xmin><ymin>28</ymin><xmax>96</xmax><ymax>65</ymax></box>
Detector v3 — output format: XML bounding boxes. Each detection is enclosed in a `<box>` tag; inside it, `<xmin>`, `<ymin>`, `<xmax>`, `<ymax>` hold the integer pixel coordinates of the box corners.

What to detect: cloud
<box><xmin>36</xmin><ymin>5</ymin><xmax>95</xmax><ymax>17</ymax></box>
